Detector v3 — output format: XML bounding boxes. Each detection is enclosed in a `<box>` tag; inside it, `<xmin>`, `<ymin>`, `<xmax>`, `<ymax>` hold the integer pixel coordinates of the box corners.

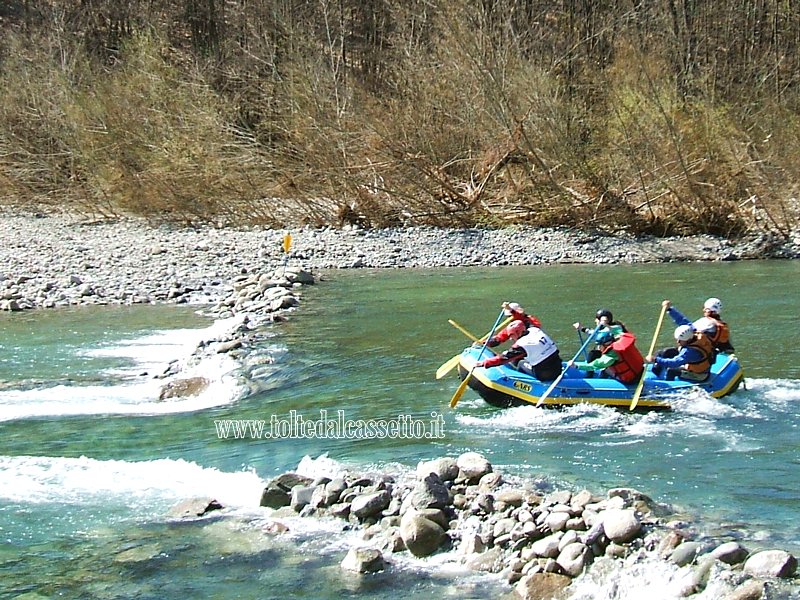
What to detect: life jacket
<box><xmin>682</xmin><ymin>334</ymin><xmax>713</xmax><ymax>374</ymax></box>
<box><xmin>516</xmin><ymin>326</ymin><xmax>559</xmax><ymax>366</ymax></box>
<box><xmin>601</xmin><ymin>331</ymin><xmax>644</xmax><ymax>383</ymax></box>
<box><xmin>705</xmin><ymin>316</ymin><xmax>731</xmax><ymax>347</ymax></box>
<box><xmin>693</xmin><ymin>315</ymin><xmax>733</xmax><ymax>351</ymax></box>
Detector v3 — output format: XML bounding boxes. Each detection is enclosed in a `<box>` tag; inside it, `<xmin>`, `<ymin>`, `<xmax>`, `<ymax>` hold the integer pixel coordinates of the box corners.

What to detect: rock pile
<box><xmin>247</xmin><ymin>452</ymin><xmax>797</xmax><ymax>599</ymax></box>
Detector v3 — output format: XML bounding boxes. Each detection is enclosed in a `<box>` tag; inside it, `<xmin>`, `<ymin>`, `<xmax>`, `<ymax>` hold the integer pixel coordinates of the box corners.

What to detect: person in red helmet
<box><xmin>476</xmin><ymin>320</ymin><xmax>562</xmax><ymax>381</ymax></box>
<box><xmin>485</xmin><ymin>301</ymin><xmax>542</xmax><ymax>348</ymax></box>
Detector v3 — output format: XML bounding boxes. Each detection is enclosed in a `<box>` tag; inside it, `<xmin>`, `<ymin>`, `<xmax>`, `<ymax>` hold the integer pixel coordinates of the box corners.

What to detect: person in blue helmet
<box><xmin>573</xmin><ymin>308</ymin><xmax>629</xmax><ymax>361</ymax></box>
<box><xmin>566</xmin><ymin>329</ymin><xmax>644</xmax><ymax>384</ymax></box>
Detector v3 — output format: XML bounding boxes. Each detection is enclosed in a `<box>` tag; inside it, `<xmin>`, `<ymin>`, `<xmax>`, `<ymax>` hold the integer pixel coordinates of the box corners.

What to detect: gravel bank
<box><xmin>2</xmin><ymin>213</ymin><xmax>799</xmax><ymax>312</ymax></box>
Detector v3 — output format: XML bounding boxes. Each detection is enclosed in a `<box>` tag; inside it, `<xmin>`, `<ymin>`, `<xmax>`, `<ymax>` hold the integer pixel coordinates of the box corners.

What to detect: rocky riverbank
<box><xmin>2</xmin><ymin>213</ymin><xmax>800</xmax><ymax>314</ymax></box>
<box><xmin>173</xmin><ymin>452</ymin><xmax>798</xmax><ymax>599</ymax></box>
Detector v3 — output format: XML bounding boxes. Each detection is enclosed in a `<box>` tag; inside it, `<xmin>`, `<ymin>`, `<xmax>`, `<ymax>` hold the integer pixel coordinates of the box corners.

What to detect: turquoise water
<box><xmin>1</xmin><ymin>261</ymin><xmax>799</xmax><ymax>598</ymax></box>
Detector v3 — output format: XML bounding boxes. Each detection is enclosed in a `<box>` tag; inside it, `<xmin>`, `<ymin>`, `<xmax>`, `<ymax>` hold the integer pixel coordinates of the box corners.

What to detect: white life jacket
<box><xmin>515</xmin><ymin>327</ymin><xmax>559</xmax><ymax>366</ymax></box>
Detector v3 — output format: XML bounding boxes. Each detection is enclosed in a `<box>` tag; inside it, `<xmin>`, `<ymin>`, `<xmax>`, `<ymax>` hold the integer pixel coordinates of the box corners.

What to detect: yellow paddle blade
<box><xmin>282</xmin><ymin>233</ymin><xmax>293</xmax><ymax>254</ymax></box>
<box><xmin>449</xmin><ymin>374</ymin><xmax>472</xmax><ymax>408</ymax></box>
<box><xmin>436</xmin><ymin>354</ymin><xmax>461</xmax><ymax>379</ymax></box>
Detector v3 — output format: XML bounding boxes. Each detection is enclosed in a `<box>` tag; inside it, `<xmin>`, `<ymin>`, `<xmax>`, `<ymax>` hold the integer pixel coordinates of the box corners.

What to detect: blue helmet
<box><xmin>595</xmin><ymin>330</ymin><xmax>614</xmax><ymax>345</ymax></box>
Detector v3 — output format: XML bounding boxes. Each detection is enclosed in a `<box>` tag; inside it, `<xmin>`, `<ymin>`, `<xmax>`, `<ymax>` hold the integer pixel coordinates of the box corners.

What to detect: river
<box><xmin>1</xmin><ymin>260</ymin><xmax>798</xmax><ymax>598</ymax></box>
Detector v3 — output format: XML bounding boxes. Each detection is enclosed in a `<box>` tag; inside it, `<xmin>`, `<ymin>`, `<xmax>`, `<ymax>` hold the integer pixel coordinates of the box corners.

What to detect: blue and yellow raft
<box><xmin>456</xmin><ymin>346</ymin><xmax>744</xmax><ymax>411</ymax></box>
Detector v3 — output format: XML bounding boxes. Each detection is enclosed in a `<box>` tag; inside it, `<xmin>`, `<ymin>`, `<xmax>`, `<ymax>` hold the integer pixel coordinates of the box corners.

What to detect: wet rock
<box><xmin>158</xmin><ymin>376</ymin><xmax>210</xmax><ymax>400</ymax></box>
<box><xmin>416</xmin><ymin>457</ymin><xmax>459</xmax><ymax>481</ymax></box>
<box><xmin>260</xmin><ymin>483</ymin><xmax>290</xmax><ymax>509</ymax></box>
<box><xmin>351</xmin><ymin>490</ymin><xmax>391</xmax><ymax>521</ymax></box>
<box><xmin>514</xmin><ymin>572</ymin><xmax>572</xmax><ymax>600</ymax></box>
<box><xmin>602</xmin><ymin>509</ymin><xmax>641</xmax><ymax>543</ymax></box>
<box><xmin>457</xmin><ymin>452</ymin><xmax>492</xmax><ymax>483</ymax></box>
<box><xmin>743</xmin><ymin>550</ymin><xmax>798</xmax><ymax>578</ymax></box>
<box><xmin>466</xmin><ymin>546</ymin><xmax>503</xmax><ymax>573</ymax></box>
<box><xmin>167</xmin><ymin>497</ymin><xmax>224</xmax><ymax>519</ymax></box>
<box><xmin>557</xmin><ymin>542</ymin><xmax>590</xmax><ymax>577</ymax></box>
<box><xmin>722</xmin><ymin>580</ymin><xmax>767</xmax><ymax>600</ymax></box>
<box><xmin>670</xmin><ymin>541</ymin><xmax>702</xmax><ymax>567</ymax></box>
<box><xmin>399</xmin><ymin>512</ymin><xmax>447</xmax><ymax>557</ymax></box>
<box><xmin>710</xmin><ymin>541</ymin><xmax>749</xmax><ymax>565</ymax></box>
<box><xmin>341</xmin><ymin>547</ymin><xmax>385</xmax><ymax>573</ymax></box>
<box><xmin>290</xmin><ymin>486</ymin><xmax>315</xmax><ymax>512</ymax></box>
<box><xmin>405</xmin><ymin>473</ymin><xmax>450</xmax><ymax>511</ymax></box>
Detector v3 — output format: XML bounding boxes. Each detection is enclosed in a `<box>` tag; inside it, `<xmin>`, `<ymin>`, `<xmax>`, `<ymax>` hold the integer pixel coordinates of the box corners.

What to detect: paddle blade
<box><xmin>436</xmin><ymin>354</ymin><xmax>461</xmax><ymax>379</ymax></box>
<box><xmin>449</xmin><ymin>374</ymin><xmax>472</xmax><ymax>408</ymax></box>
<box><xmin>282</xmin><ymin>233</ymin><xmax>293</xmax><ymax>254</ymax></box>
<box><xmin>630</xmin><ymin>370</ymin><xmax>648</xmax><ymax>411</ymax></box>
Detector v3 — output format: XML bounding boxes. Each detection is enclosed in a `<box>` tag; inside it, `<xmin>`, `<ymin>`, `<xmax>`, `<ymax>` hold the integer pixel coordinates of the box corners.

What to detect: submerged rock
<box><xmin>158</xmin><ymin>376</ymin><xmax>210</xmax><ymax>400</ymax></box>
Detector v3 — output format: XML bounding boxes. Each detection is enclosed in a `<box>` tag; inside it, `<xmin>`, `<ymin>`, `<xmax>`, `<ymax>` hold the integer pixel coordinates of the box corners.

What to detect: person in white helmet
<box><xmin>644</xmin><ymin>324</ymin><xmax>713</xmax><ymax>381</ymax></box>
<box><xmin>661</xmin><ymin>298</ymin><xmax>734</xmax><ymax>354</ymax></box>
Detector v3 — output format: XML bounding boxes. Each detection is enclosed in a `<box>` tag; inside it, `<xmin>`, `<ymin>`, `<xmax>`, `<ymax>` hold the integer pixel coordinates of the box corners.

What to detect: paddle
<box><xmin>435</xmin><ymin>316</ymin><xmax>512</xmax><ymax>379</ymax></box>
<box><xmin>630</xmin><ymin>302</ymin><xmax>668</xmax><ymax>411</ymax></box>
<box><xmin>535</xmin><ymin>323</ymin><xmax>603</xmax><ymax>408</ymax></box>
<box><xmin>577</xmin><ymin>328</ymin><xmax>589</xmax><ymax>360</ymax></box>
<box><xmin>449</xmin><ymin>309</ymin><xmax>505</xmax><ymax>408</ymax></box>
<box><xmin>447</xmin><ymin>317</ymin><xmax>512</xmax><ymax>344</ymax></box>
<box><xmin>435</xmin><ymin>355</ymin><xmax>461</xmax><ymax>380</ymax></box>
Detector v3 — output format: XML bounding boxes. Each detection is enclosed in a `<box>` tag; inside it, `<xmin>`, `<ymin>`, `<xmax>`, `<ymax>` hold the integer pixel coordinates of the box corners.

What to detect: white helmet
<box><xmin>503</xmin><ymin>302</ymin><xmax>524</xmax><ymax>316</ymax></box>
<box><xmin>703</xmin><ymin>297</ymin><xmax>722</xmax><ymax>313</ymax></box>
<box><xmin>674</xmin><ymin>325</ymin><xmax>695</xmax><ymax>342</ymax></box>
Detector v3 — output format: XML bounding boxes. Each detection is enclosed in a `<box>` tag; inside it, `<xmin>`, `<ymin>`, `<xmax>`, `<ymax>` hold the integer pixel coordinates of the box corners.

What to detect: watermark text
<box><xmin>214</xmin><ymin>409</ymin><xmax>445</xmax><ymax>440</ymax></box>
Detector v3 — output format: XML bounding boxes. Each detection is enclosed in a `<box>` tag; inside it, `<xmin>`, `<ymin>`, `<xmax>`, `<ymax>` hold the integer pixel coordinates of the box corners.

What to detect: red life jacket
<box><xmin>684</xmin><ymin>335</ymin><xmax>713</xmax><ymax>374</ymax></box>
<box><xmin>601</xmin><ymin>332</ymin><xmax>644</xmax><ymax>384</ymax></box>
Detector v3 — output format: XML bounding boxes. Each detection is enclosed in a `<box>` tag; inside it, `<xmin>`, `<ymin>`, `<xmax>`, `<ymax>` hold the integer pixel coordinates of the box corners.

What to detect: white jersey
<box><xmin>516</xmin><ymin>327</ymin><xmax>559</xmax><ymax>365</ymax></box>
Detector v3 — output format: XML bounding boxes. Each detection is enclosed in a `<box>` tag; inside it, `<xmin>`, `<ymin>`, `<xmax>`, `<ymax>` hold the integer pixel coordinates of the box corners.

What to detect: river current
<box><xmin>1</xmin><ymin>260</ymin><xmax>798</xmax><ymax>599</ymax></box>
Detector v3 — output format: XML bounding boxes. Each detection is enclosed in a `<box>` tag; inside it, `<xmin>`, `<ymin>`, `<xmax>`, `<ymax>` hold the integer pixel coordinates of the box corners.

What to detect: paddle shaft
<box><xmin>448</xmin><ymin>317</ymin><xmax>513</xmax><ymax>343</ymax></box>
<box><xmin>449</xmin><ymin>309</ymin><xmax>506</xmax><ymax>408</ymax></box>
<box><xmin>435</xmin><ymin>316</ymin><xmax>511</xmax><ymax>380</ymax></box>
<box><xmin>630</xmin><ymin>303</ymin><xmax>668</xmax><ymax>411</ymax></box>
<box><xmin>577</xmin><ymin>328</ymin><xmax>588</xmax><ymax>360</ymax></box>
<box><xmin>536</xmin><ymin>323</ymin><xmax>603</xmax><ymax>408</ymax></box>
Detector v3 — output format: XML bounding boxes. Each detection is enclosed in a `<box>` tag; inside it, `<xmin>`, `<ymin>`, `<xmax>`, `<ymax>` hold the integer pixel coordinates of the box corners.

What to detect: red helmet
<box><xmin>507</xmin><ymin>321</ymin><xmax>528</xmax><ymax>340</ymax></box>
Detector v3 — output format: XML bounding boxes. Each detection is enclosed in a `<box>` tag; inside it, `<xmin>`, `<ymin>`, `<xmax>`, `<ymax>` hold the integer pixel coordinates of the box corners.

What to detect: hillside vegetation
<box><xmin>1</xmin><ymin>0</ymin><xmax>799</xmax><ymax>237</ymax></box>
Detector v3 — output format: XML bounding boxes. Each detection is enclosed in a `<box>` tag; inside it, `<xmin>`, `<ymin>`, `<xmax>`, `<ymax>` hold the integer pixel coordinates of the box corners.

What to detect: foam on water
<box><xmin>0</xmin><ymin>316</ymin><xmax>249</xmax><ymax>421</ymax></box>
<box><xmin>0</xmin><ymin>454</ymin><xmax>265</xmax><ymax>509</ymax></box>
<box><xmin>456</xmin><ymin>403</ymin><xmax>624</xmax><ymax>435</ymax></box>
